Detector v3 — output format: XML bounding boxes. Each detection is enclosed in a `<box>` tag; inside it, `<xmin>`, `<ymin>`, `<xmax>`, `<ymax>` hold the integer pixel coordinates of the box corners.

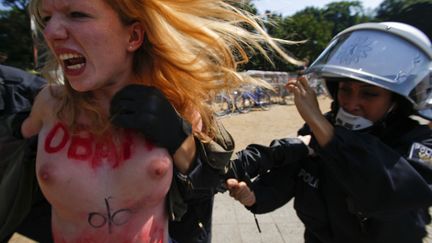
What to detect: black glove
<box><xmin>110</xmin><ymin>84</ymin><xmax>192</xmax><ymax>154</ymax></box>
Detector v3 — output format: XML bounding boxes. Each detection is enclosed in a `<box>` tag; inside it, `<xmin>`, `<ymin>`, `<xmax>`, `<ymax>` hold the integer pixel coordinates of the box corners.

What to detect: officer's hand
<box><xmin>110</xmin><ymin>84</ymin><xmax>192</xmax><ymax>154</ymax></box>
<box><xmin>226</xmin><ymin>178</ymin><xmax>256</xmax><ymax>207</ymax></box>
<box><xmin>286</xmin><ymin>76</ymin><xmax>322</xmax><ymax>124</ymax></box>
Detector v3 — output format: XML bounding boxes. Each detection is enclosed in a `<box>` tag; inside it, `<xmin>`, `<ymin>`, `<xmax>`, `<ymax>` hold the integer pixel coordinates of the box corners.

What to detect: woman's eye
<box><xmin>338</xmin><ymin>87</ymin><xmax>351</xmax><ymax>95</ymax></box>
<box><xmin>361</xmin><ymin>92</ymin><xmax>379</xmax><ymax>98</ymax></box>
<box><xmin>70</xmin><ymin>11</ymin><xmax>89</xmax><ymax>18</ymax></box>
<box><xmin>42</xmin><ymin>16</ymin><xmax>51</xmax><ymax>24</ymax></box>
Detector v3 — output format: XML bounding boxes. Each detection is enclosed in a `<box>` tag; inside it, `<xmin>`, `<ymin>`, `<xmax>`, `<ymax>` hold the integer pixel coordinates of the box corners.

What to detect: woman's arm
<box><xmin>21</xmin><ymin>87</ymin><xmax>49</xmax><ymax>138</ymax></box>
<box><xmin>172</xmin><ymin>135</ymin><xmax>197</xmax><ymax>173</ymax></box>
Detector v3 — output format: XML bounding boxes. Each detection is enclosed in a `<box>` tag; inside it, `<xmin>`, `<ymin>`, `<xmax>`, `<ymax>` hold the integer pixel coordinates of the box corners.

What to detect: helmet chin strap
<box><xmin>335</xmin><ymin>102</ymin><xmax>397</xmax><ymax>131</ymax></box>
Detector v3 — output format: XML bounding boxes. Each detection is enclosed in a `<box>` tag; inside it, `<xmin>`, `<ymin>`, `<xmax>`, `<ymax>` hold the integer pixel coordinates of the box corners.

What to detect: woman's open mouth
<box><xmin>59</xmin><ymin>53</ymin><xmax>87</xmax><ymax>76</ymax></box>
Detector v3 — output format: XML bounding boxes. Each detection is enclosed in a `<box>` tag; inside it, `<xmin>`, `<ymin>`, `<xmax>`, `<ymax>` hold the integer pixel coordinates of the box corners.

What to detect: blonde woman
<box><xmin>22</xmin><ymin>0</ymin><xmax>301</xmax><ymax>242</ymax></box>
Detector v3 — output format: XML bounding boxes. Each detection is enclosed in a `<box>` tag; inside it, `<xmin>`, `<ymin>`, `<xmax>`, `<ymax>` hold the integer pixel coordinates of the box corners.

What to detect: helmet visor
<box><xmin>306</xmin><ymin>30</ymin><xmax>431</xmax><ymax>102</ymax></box>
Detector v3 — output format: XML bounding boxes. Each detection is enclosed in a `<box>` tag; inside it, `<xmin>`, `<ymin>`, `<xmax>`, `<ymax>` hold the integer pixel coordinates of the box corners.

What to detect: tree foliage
<box><xmin>0</xmin><ymin>0</ymin><xmax>430</xmax><ymax>71</ymax></box>
<box><xmin>280</xmin><ymin>7</ymin><xmax>333</xmax><ymax>64</ymax></box>
<box><xmin>375</xmin><ymin>0</ymin><xmax>432</xmax><ymax>40</ymax></box>
<box><xmin>0</xmin><ymin>0</ymin><xmax>33</xmax><ymax>69</ymax></box>
<box><xmin>248</xmin><ymin>1</ymin><xmax>372</xmax><ymax>71</ymax></box>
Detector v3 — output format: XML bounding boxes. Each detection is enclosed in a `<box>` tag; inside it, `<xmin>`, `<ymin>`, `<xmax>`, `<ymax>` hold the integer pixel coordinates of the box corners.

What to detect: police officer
<box><xmin>227</xmin><ymin>22</ymin><xmax>432</xmax><ymax>243</ymax></box>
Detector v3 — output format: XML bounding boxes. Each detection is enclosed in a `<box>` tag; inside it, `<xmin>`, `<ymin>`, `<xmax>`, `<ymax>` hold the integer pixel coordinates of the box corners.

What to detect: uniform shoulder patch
<box><xmin>409</xmin><ymin>142</ymin><xmax>432</xmax><ymax>166</ymax></box>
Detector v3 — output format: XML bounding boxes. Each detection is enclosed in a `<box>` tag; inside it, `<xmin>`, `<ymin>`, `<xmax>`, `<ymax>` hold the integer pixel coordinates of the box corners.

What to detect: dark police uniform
<box><xmin>237</xmin><ymin>115</ymin><xmax>432</xmax><ymax>243</ymax></box>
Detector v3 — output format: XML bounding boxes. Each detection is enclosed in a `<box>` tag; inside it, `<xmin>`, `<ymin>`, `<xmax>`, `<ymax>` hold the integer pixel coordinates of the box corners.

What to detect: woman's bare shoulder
<box><xmin>33</xmin><ymin>84</ymin><xmax>66</xmax><ymax>121</ymax></box>
<box><xmin>36</xmin><ymin>84</ymin><xmax>62</xmax><ymax>105</ymax></box>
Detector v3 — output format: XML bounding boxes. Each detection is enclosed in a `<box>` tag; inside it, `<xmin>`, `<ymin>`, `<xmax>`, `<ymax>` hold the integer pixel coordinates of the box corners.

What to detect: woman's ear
<box><xmin>127</xmin><ymin>22</ymin><xmax>145</xmax><ymax>52</ymax></box>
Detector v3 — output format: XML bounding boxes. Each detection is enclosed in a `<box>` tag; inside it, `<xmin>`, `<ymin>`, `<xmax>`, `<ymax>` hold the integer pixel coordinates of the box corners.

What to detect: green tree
<box><xmin>323</xmin><ymin>1</ymin><xmax>369</xmax><ymax>36</ymax></box>
<box><xmin>226</xmin><ymin>0</ymin><xmax>271</xmax><ymax>71</ymax></box>
<box><xmin>0</xmin><ymin>0</ymin><xmax>33</xmax><ymax>69</ymax></box>
<box><xmin>273</xmin><ymin>2</ymin><xmax>372</xmax><ymax>67</ymax></box>
<box><xmin>375</xmin><ymin>0</ymin><xmax>432</xmax><ymax>40</ymax></box>
<box><xmin>279</xmin><ymin>7</ymin><xmax>333</xmax><ymax>65</ymax></box>
<box><xmin>230</xmin><ymin>0</ymin><xmax>258</xmax><ymax>15</ymax></box>
<box><xmin>241</xmin><ymin>1</ymin><xmax>377</xmax><ymax>71</ymax></box>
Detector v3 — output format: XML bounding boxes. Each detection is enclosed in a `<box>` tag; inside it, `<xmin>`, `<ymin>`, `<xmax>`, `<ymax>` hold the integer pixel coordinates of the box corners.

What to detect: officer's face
<box><xmin>337</xmin><ymin>81</ymin><xmax>393</xmax><ymax>123</ymax></box>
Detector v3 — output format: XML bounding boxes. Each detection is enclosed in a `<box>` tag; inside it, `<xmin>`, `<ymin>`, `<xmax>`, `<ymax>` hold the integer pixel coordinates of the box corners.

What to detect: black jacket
<box><xmin>0</xmin><ymin>65</ymin><xmax>48</xmax><ymax>242</ymax></box>
<box><xmin>169</xmin><ymin>121</ymin><xmax>235</xmax><ymax>243</ymax></box>
<box><xmin>240</xmin><ymin>117</ymin><xmax>432</xmax><ymax>243</ymax></box>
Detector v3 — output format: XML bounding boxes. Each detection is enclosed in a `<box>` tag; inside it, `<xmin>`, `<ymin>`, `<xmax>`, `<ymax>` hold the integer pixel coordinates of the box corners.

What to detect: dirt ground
<box><xmin>218</xmin><ymin>96</ymin><xmax>332</xmax><ymax>152</ymax></box>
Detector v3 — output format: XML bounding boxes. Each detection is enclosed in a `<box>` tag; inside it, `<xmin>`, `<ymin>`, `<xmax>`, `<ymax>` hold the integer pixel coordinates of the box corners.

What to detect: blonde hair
<box><xmin>29</xmin><ymin>0</ymin><xmax>302</xmax><ymax>138</ymax></box>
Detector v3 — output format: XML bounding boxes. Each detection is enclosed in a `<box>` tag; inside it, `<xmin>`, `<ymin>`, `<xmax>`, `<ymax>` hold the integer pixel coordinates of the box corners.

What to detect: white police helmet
<box><xmin>306</xmin><ymin>22</ymin><xmax>432</xmax><ymax>120</ymax></box>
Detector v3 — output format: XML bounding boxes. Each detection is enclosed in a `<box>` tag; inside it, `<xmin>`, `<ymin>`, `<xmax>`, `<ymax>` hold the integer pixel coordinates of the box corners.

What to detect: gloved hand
<box><xmin>110</xmin><ymin>84</ymin><xmax>192</xmax><ymax>154</ymax></box>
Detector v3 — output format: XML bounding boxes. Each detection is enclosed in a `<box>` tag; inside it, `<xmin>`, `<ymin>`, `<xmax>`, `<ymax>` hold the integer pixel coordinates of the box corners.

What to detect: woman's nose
<box><xmin>43</xmin><ymin>16</ymin><xmax>68</xmax><ymax>42</ymax></box>
<box><xmin>341</xmin><ymin>96</ymin><xmax>361</xmax><ymax>114</ymax></box>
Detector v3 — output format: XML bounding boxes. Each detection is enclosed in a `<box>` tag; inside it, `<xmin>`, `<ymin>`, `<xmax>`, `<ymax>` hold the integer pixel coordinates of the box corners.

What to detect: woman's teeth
<box><xmin>59</xmin><ymin>53</ymin><xmax>86</xmax><ymax>69</ymax></box>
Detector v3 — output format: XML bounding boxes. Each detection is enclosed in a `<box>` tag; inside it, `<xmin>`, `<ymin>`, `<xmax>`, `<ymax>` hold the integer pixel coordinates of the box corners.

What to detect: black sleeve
<box><xmin>247</xmin><ymin>162</ymin><xmax>300</xmax><ymax>214</ymax></box>
<box><xmin>0</xmin><ymin>65</ymin><xmax>46</xmax><ymax>115</ymax></box>
<box><xmin>230</xmin><ymin>137</ymin><xmax>309</xmax><ymax>180</ymax></box>
<box><xmin>318</xmin><ymin>127</ymin><xmax>432</xmax><ymax>216</ymax></box>
<box><xmin>167</xmin><ymin>122</ymin><xmax>235</xmax><ymax>222</ymax></box>
<box><xmin>178</xmin><ymin>141</ymin><xmax>228</xmax><ymax>192</ymax></box>
<box><xmin>232</xmin><ymin>138</ymin><xmax>308</xmax><ymax>214</ymax></box>
<box><xmin>176</xmin><ymin>121</ymin><xmax>235</xmax><ymax>192</ymax></box>
<box><xmin>0</xmin><ymin>65</ymin><xmax>46</xmax><ymax>139</ymax></box>
<box><xmin>167</xmin><ymin>135</ymin><xmax>229</xmax><ymax>241</ymax></box>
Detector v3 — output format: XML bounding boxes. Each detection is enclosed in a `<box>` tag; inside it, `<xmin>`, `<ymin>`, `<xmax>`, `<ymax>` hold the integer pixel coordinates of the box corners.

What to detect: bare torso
<box><xmin>31</xmin><ymin>89</ymin><xmax>173</xmax><ymax>243</ymax></box>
